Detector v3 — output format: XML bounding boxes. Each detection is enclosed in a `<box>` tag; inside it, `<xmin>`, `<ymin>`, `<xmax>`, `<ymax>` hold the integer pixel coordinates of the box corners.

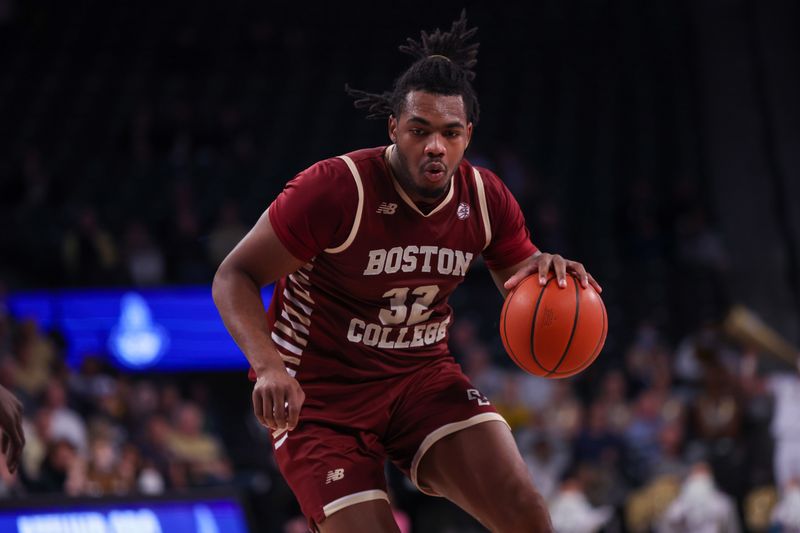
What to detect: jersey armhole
<box><xmin>472</xmin><ymin>167</ymin><xmax>492</xmax><ymax>251</ymax></box>
<box><xmin>324</xmin><ymin>155</ymin><xmax>365</xmax><ymax>254</ymax></box>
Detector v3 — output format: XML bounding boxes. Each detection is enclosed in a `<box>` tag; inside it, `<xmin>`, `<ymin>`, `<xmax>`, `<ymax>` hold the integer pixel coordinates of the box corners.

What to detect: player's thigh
<box><xmin>416</xmin><ymin>419</ymin><xmax>540</xmax><ymax>521</ymax></box>
<box><xmin>317</xmin><ymin>499</ymin><xmax>400</xmax><ymax>533</ymax></box>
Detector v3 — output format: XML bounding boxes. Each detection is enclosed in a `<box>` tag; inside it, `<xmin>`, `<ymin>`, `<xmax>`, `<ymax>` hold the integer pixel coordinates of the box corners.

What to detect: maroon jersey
<box><xmin>263</xmin><ymin>146</ymin><xmax>537</xmax><ymax>385</ymax></box>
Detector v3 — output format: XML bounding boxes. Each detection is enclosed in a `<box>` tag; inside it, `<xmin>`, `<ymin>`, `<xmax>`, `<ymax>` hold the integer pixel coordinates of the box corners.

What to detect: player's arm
<box><xmin>212</xmin><ymin>208</ymin><xmax>306</xmax><ymax>432</ymax></box>
<box><xmin>489</xmin><ymin>250</ymin><xmax>602</xmax><ymax>298</ymax></box>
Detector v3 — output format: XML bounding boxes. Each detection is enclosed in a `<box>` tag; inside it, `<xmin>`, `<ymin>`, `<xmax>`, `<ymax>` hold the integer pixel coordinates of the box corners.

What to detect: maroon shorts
<box><xmin>269</xmin><ymin>358</ymin><xmax>506</xmax><ymax>526</ymax></box>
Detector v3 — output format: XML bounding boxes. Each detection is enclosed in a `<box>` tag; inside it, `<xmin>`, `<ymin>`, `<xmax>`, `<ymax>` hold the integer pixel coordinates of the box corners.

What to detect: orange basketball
<box><xmin>499</xmin><ymin>273</ymin><xmax>607</xmax><ymax>378</ymax></box>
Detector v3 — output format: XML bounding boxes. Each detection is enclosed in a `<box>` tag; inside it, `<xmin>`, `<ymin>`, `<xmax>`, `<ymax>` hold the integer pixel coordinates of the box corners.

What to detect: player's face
<box><xmin>388</xmin><ymin>91</ymin><xmax>473</xmax><ymax>203</ymax></box>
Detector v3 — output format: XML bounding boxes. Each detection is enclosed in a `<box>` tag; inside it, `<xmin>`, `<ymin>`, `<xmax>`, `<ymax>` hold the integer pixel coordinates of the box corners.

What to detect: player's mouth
<box><xmin>422</xmin><ymin>161</ymin><xmax>447</xmax><ymax>183</ymax></box>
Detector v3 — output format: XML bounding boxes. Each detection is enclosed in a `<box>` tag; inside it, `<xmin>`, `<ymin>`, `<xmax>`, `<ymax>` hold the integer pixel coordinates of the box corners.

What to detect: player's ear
<box><xmin>388</xmin><ymin>115</ymin><xmax>398</xmax><ymax>144</ymax></box>
<box><xmin>466</xmin><ymin>122</ymin><xmax>474</xmax><ymax>147</ymax></box>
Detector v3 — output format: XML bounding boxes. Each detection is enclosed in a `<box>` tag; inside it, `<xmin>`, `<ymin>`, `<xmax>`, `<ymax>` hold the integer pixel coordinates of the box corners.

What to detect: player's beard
<box><xmin>394</xmin><ymin>146</ymin><xmax>456</xmax><ymax>201</ymax></box>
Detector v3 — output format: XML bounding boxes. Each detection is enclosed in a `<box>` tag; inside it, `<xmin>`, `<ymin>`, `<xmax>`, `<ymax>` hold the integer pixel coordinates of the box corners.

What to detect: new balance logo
<box><xmin>467</xmin><ymin>389</ymin><xmax>490</xmax><ymax>406</ymax></box>
<box><xmin>376</xmin><ymin>202</ymin><xmax>398</xmax><ymax>215</ymax></box>
<box><xmin>325</xmin><ymin>468</ymin><xmax>345</xmax><ymax>484</ymax></box>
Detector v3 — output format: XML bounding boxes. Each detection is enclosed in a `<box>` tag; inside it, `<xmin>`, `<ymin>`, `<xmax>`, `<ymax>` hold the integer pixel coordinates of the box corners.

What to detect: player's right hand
<box><xmin>252</xmin><ymin>368</ymin><xmax>305</xmax><ymax>432</ymax></box>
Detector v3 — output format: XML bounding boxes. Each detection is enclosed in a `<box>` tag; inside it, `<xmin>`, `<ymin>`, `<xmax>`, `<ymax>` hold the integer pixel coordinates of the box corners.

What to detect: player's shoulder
<box><xmin>341</xmin><ymin>146</ymin><xmax>386</xmax><ymax>165</ymax></box>
<box><xmin>290</xmin><ymin>150</ymin><xmax>366</xmax><ymax>191</ymax></box>
<box><xmin>459</xmin><ymin>159</ymin><xmax>506</xmax><ymax>193</ymax></box>
<box><xmin>299</xmin><ymin>146</ymin><xmax>385</xmax><ymax>185</ymax></box>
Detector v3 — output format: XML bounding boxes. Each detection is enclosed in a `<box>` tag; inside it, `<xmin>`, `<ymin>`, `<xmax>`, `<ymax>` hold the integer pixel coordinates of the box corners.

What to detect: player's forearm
<box><xmin>212</xmin><ymin>265</ymin><xmax>286</xmax><ymax>375</ymax></box>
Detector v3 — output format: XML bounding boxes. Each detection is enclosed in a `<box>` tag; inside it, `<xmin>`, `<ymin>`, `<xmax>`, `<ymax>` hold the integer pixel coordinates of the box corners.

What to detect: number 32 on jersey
<box><xmin>346</xmin><ymin>285</ymin><xmax>450</xmax><ymax>349</ymax></box>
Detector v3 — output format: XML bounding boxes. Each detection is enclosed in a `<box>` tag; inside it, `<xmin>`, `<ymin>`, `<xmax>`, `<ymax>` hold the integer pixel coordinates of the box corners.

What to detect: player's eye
<box><xmin>409</xmin><ymin>128</ymin><xmax>426</xmax><ymax>136</ymax></box>
<box><xmin>444</xmin><ymin>130</ymin><xmax>461</xmax><ymax>138</ymax></box>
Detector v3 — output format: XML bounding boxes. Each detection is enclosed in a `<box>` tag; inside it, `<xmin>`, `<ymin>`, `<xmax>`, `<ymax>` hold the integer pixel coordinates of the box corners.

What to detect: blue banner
<box><xmin>0</xmin><ymin>497</ymin><xmax>250</xmax><ymax>533</ymax></box>
<box><xmin>7</xmin><ymin>286</ymin><xmax>274</xmax><ymax>372</ymax></box>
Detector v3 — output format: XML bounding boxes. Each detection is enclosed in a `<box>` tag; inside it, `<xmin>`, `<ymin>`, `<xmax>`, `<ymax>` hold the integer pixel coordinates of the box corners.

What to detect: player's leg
<box><xmin>386</xmin><ymin>361</ymin><xmax>552</xmax><ymax>532</ymax></box>
<box><xmin>317</xmin><ymin>500</ymin><xmax>400</xmax><ymax>533</ymax></box>
<box><xmin>272</xmin><ymin>421</ymin><xmax>395</xmax><ymax>532</ymax></box>
<box><xmin>416</xmin><ymin>419</ymin><xmax>552</xmax><ymax>532</ymax></box>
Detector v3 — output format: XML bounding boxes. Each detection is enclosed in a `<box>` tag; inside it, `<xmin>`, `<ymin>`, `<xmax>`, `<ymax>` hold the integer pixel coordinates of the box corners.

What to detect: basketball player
<box><xmin>214</xmin><ymin>13</ymin><xmax>600</xmax><ymax>533</ymax></box>
<box><xmin>0</xmin><ymin>384</ymin><xmax>24</xmax><ymax>473</ymax></box>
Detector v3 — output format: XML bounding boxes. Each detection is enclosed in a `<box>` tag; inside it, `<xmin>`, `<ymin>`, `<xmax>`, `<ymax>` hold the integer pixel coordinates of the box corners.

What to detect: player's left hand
<box><xmin>504</xmin><ymin>252</ymin><xmax>602</xmax><ymax>293</ymax></box>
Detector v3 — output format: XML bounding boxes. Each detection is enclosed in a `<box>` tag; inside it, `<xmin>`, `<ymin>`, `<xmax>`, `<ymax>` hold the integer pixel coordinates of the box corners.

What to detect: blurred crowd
<box><xmin>1</xmin><ymin>289</ymin><xmax>800</xmax><ymax>532</ymax></box>
<box><xmin>0</xmin><ymin>313</ymin><xmax>235</xmax><ymax>499</ymax></box>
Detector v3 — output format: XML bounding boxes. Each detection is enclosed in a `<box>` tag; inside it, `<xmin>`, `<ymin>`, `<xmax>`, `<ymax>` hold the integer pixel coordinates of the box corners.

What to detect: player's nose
<box><xmin>425</xmin><ymin>134</ymin><xmax>446</xmax><ymax>157</ymax></box>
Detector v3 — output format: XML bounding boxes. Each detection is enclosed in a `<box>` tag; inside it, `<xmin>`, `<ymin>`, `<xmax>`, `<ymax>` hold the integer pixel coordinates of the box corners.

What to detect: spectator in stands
<box><xmin>166</xmin><ymin>180</ymin><xmax>211</xmax><ymax>283</ymax></box>
<box><xmin>549</xmin><ymin>472</ymin><xmax>614</xmax><ymax>533</ymax></box>
<box><xmin>652</xmin><ymin>421</ymin><xmax>690</xmax><ymax>479</ymax></box>
<box><xmin>595</xmin><ymin>370</ymin><xmax>632</xmax><ymax>434</ymax></box>
<box><xmin>740</xmin><ymin>352</ymin><xmax>800</xmax><ymax>490</ymax></box>
<box><xmin>207</xmin><ymin>200</ymin><xmax>248</xmax><ymax>269</ymax></box>
<box><xmin>82</xmin><ymin>435</ymin><xmax>131</xmax><ymax>496</ymax></box>
<box><xmin>137</xmin><ymin>414</ymin><xmax>175</xmax><ymax>488</ymax></box>
<box><xmin>691</xmin><ymin>359</ymin><xmax>746</xmax><ymax>498</ymax></box>
<box><xmin>625</xmin><ymin>389</ymin><xmax>666</xmax><ymax>484</ymax></box>
<box><xmin>656</xmin><ymin>462</ymin><xmax>741</xmax><ymax>533</ymax></box>
<box><xmin>573</xmin><ymin>403</ymin><xmax>629</xmax><ymax>507</ymax></box>
<box><xmin>541</xmin><ymin>380</ymin><xmax>584</xmax><ymax>443</ymax></box>
<box><xmin>521</xmin><ymin>435</ymin><xmax>569</xmax><ymax>502</ymax></box>
<box><xmin>166</xmin><ymin>402</ymin><xmax>232</xmax><ymax>485</ymax></box>
<box><xmin>62</xmin><ymin>207</ymin><xmax>120</xmax><ymax>286</ymax></box>
<box><xmin>494</xmin><ymin>374</ymin><xmax>535</xmax><ymax>431</ymax></box>
<box><xmin>10</xmin><ymin>319</ymin><xmax>54</xmax><ymax>404</ymax></box>
<box><xmin>765</xmin><ymin>369</ymin><xmax>800</xmax><ymax>490</ymax></box>
<box><xmin>771</xmin><ymin>479</ymin><xmax>800</xmax><ymax>531</ymax></box>
<box><xmin>40</xmin><ymin>378</ymin><xmax>87</xmax><ymax>457</ymax></box>
<box><xmin>30</xmin><ymin>438</ymin><xmax>82</xmax><ymax>494</ymax></box>
<box><xmin>461</xmin><ymin>345</ymin><xmax>506</xmax><ymax>401</ymax></box>
<box><xmin>123</xmin><ymin>221</ymin><xmax>166</xmax><ymax>287</ymax></box>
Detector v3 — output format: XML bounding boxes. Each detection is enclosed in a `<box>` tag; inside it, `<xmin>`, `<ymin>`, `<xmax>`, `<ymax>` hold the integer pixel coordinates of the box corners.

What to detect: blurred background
<box><xmin>1</xmin><ymin>0</ymin><xmax>800</xmax><ymax>531</ymax></box>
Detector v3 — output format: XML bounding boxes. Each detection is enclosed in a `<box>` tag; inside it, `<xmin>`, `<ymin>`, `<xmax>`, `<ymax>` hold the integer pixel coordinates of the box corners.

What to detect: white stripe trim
<box><xmin>301</xmin><ymin>262</ymin><xmax>314</xmax><ymax>271</ymax></box>
<box><xmin>410</xmin><ymin>413</ymin><xmax>509</xmax><ymax>496</ymax></box>
<box><xmin>279</xmin><ymin>353</ymin><xmax>301</xmax><ymax>365</ymax></box>
<box><xmin>274</xmin><ymin>321</ymin><xmax>308</xmax><ymax>346</ymax></box>
<box><xmin>286</xmin><ymin>368</ymin><xmax>297</xmax><ymax>377</ymax></box>
<box><xmin>289</xmin><ymin>272</ymin><xmax>310</xmax><ymax>286</ymax></box>
<box><xmin>289</xmin><ymin>281</ymin><xmax>315</xmax><ymax>304</ymax></box>
<box><xmin>283</xmin><ymin>288</ymin><xmax>312</xmax><ymax>315</ymax></box>
<box><xmin>325</xmin><ymin>155</ymin><xmax>364</xmax><ymax>254</ymax></box>
<box><xmin>295</xmin><ymin>269</ymin><xmax>310</xmax><ymax>281</ymax></box>
<box><xmin>274</xmin><ymin>433</ymin><xmax>289</xmax><ymax>450</ymax></box>
<box><xmin>391</xmin><ymin>174</ymin><xmax>455</xmax><ymax>218</ymax></box>
<box><xmin>284</xmin><ymin>302</ymin><xmax>311</xmax><ymax>326</ymax></box>
<box><xmin>281</xmin><ymin>310</ymin><xmax>310</xmax><ymax>334</ymax></box>
<box><xmin>271</xmin><ymin>331</ymin><xmax>303</xmax><ymax>355</ymax></box>
<box><xmin>322</xmin><ymin>490</ymin><xmax>390</xmax><ymax>518</ymax></box>
<box><xmin>472</xmin><ymin>168</ymin><xmax>492</xmax><ymax>250</ymax></box>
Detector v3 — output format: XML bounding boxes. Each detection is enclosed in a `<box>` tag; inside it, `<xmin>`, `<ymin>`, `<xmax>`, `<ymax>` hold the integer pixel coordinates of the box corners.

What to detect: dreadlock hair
<box><xmin>345</xmin><ymin>10</ymin><xmax>481</xmax><ymax>124</ymax></box>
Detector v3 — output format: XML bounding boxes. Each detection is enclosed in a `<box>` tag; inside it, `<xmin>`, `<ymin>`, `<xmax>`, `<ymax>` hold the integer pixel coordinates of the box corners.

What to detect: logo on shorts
<box><xmin>377</xmin><ymin>202</ymin><xmax>398</xmax><ymax>215</ymax></box>
<box><xmin>467</xmin><ymin>389</ymin><xmax>490</xmax><ymax>406</ymax></box>
<box><xmin>325</xmin><ymin>468</ymin><xmax>345</xmax><ymax>484</ymax></box>
<box><xmin>457</xmin><ymin>202</ymin><xmax>470</xmax><ymax>220</ymax></box>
